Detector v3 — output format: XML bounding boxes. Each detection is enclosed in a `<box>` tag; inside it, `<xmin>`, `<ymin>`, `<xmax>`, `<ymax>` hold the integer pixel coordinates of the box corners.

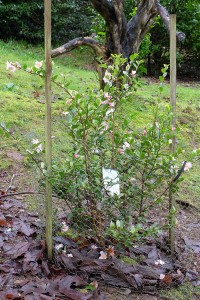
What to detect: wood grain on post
<box><xmin>169</xmin><ymin>14</ymin><xmax>176</xmax><ymax>257</ymax></box>
<box><xmin>44</xmin><ymin>0</ymin><xmax>53</xmax><ymax>260</ymax></box>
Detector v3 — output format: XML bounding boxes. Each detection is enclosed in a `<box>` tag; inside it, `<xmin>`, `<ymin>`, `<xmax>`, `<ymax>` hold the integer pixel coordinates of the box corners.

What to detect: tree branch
<box><xmin>51</xmin><ymin>37</ymin><xmax>108</xmax><ymax>90</ymax></box>
<box><xmin>157</xmin><ymin>1</ymin><xmax>186</xmax><ymax>41</ymax></box>
<box><xmin>0</xmin><ymin>191</ymin><xmax>57</xmax><ymax>199</ymax></box>
<box><xmin>89</xmin><ymin>0</ymin><xmax>115</xmax><ymax>23</ymax></box>
<box><xmin>51</xmin><ymin>37</ymin><xmax>107</xmax><ymax>58</ymax></box>
<box><xmin>126</xmin><ymin>0</ymin><xmax>158</xmax><ymax>54</ymax></box>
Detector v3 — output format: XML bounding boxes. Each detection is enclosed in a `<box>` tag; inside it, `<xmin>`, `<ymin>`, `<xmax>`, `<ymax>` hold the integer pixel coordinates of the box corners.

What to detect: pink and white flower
<box><xmin>32</xmin><ymin>138</ymin><xmax>39</xmax><ymax>145</ymax></box>
<box><xmin>35</xmin><ymin>143</ymin><xmax>43</xmax><ymax>153</ymax></box>
<box><xmin>108</xmin><ymin>102</ymin><xmax>115</xmax><ymax>107</ymax></box>
<box><xmin>103</xmin><ymin>70</ymin><xmax>112</xmax><ymax>85</ymax></box>
<box><xmin>35</xmin><ymin>61</ymin><xmax>43</xmax><ymax>69</ymax></box>
<box><xmin>104</xmin><ymin>92</ymin><xmax>112</xmax><ymax>101</ymax></box>
<box><xmin>143</xmin><ymin>129</ymin><xmax>147</xmax><ymax>136</ymax></box>
<box><xmin>123</xmin><ymin>141</ymin><xmax>130</xmax><ymax>149</ymax></box>
<box><xmin>131</xmin><ymin>70</ymin><xmax>136</xmax><ymax>77</ymax></box>
<box><xmin>74</xmin><ymin>153</ymin><xmax>79</xmax><ymax>159</ymax></box>
<box><xmin>6</xmin><ymin>61</ymin><xmax>16</xmax><ymax>72</ymax></box>
<box><xmin>184</xmin><ymin>161</ymin><xmax>192</xmax><ymax>171</ymax></box>
<box><xmin>61</xmin><ymin>111</ymin><xmax>69</xmax><ymax>116</ymax></box>
<box><xmin>101</xmin><ymin>100</ymin><xmax>109</xmax><ymax>105</ymax></box>
<box><xmin>118</xmin><ymin>148</ymin><xmax>124</xmax><ymax>155</ymax></box>
<box><xmin>106</xmin><ymin>108</ymin><xmax>114</xmax><ymax>116</ymax></box>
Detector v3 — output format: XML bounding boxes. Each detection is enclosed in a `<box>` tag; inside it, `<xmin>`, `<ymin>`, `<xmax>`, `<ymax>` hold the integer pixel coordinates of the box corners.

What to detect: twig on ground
<box><xmin>0</xmin><ymin>191</ymin><xmax>57</xmax><ymax>199</ymax></box>
<box><xmin>5</xmin><ymin>174</ymin><xmax>17</xmax><ymax>193</ymax></box>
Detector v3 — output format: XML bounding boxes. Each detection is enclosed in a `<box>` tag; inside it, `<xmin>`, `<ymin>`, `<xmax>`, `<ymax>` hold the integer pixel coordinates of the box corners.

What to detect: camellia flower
<box><xmin>35</xmin><ymin>61</ymin><xmax>43</xmax><ymax>69</ymax></box>
<box><xmin>170</xmin><ymin>165</ymin><xmax>178</xmax><ymax>174</ymax></box>
<box><xmin>66</xmin><ymin>99</ymin><xmax>73</xmax><ymax>105</ymax></box>
<box><xmin>35</xmin><ymin>144</ymin><xmax>43</xmax><ymax>153</ymax></box>
<box><xmin>6</xmin><ymin>61</ymin><xmax>16</xmax><ymax>72</ymax></box>
<box><xmin>131</xmin><ymin>70</ymin><xmax>136</xmax><ymax>77</ymax></box>
<box><xmin>32</xmin><ymin>138</ymin><xmax>39</xmax><ymax>145</ymax></box>
<box><xmin>101</xmin><ymin>100</ymin><xmax>114</xmax><ymax>107</ymax></box>
<box><xmin>101</xmin><ymin>100</ymin><xmax>109</xmax><ymax>105</ymax></box>
<box><xmin>118</xmin><ymin>148</ymin><xmax>124</xmax><ymax>155</ymax></box>
<box><xmin>103</xmin><ymin>70</ymin><xmax>112</xmax><ymax>85</ymax></box>
<box><xmin>184</xmin><ymin>161</ymin><xmax>192</xmax><ymax>171</ymax></box>
<box><xmin>143</xmin><ymin>129</ymin><xmax>147</xmax><ymax>135</ymax></box>
<box><xmin>104</xmin><ymin>92</ymin><xmax>112</xmax><ymax>101</ymax></box>
<box><xmin>106</xmin><ymin>108</ymin><xmax>114</xmax><ymax>116</ymax></box>
<box><xmin>101</xmin><ymin>121</ymin><xmax>109</xmax><ymax>132</ymax></box>
<box><xmin>61</xmin><ymin>111</ymin><xmax>69</xmax><ymax>116</ymax></box>
<box><xmin>123</xmin><ymin>141</ymin><xmax>130</xmax><ymax>149</ymax></box>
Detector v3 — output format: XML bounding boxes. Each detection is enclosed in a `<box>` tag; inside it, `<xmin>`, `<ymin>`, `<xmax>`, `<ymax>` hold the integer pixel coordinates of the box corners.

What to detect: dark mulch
<box><xmin>0</xmin><ymin>194</ymin><xmax>199</xmax><ymax>300</ymax></box>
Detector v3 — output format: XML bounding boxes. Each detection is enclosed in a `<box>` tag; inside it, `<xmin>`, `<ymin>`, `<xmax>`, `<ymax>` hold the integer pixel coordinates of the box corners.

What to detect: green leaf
<box><xmin>110</xmin><ymin>221</ymin><xmax>115</xmax><ymax>229</ymax></box>
<box><xmin>84</xmin><ymin>284</ymin><xmax>96</xmax><ymax>291</ymax></box>
<box><xmin>130</xmin><ymin>53</ymin><xmax>138</xmax><ymax>61</ymax></box>
<box><xmin>159</xmin><ymin>76</ymin><xmax>164</xmax><ymax>82</ymax></box>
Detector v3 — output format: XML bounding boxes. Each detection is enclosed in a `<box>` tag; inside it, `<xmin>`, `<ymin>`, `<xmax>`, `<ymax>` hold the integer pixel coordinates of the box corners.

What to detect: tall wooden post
<box><xmin>44</xmin><ymin>0</ymin><xmax>53</xmax><ymax>260</ymax></box>
<box><xmin>169</xmin><ymin>14</ymin><xmax>176</xmax><ymax>256</ymax></box>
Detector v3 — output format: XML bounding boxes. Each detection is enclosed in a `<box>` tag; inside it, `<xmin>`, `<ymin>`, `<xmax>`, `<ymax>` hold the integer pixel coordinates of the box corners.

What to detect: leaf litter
<box><xmin>0</xmin><ymin>196</ymin><xmax>199</xmax><ymax>299</ymax></box>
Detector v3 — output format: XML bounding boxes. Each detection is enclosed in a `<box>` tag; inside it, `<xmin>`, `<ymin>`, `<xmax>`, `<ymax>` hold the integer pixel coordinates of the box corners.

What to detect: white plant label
<box><xmin>102</xmin><ymin>168</ymin><xmax>120</xmax><ymax>196</ymax></box>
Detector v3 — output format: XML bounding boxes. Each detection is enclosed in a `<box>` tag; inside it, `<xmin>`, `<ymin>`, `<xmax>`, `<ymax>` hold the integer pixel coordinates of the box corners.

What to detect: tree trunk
<box><xmin>90</xmin><ymin>0</ymin><xmax>158</xmax><ymax>58</ymax></box>
<box><xmin>51</xmin><ymin>0</ymin><xmax>185</xmax><ymax>89</ymax></box>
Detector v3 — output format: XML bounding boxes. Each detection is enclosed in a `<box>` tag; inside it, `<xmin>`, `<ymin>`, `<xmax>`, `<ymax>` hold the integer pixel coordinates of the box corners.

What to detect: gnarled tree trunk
<box><xmin>52</xmin><ymin>0</ymin><xmax>185</xmax><ymax>89</ymax></box>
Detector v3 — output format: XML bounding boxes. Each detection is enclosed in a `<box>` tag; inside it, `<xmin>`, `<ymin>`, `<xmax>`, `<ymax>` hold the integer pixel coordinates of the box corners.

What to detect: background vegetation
<box><xmin>0</xmin><ymin>0</ymin><xmax>199</xmax><ymax>78</ymax></box>
<box><xmin>0</xmin><ymin>0</ymin><xmax>94</xmax><ymax>45</ymax></box>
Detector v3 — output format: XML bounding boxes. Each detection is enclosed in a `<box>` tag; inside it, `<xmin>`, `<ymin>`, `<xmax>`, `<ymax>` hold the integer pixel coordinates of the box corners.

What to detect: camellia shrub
<box><xmin>6</xmin><ymin>57</ymin><xmax>198</xmax><ymax>248</ymax></box>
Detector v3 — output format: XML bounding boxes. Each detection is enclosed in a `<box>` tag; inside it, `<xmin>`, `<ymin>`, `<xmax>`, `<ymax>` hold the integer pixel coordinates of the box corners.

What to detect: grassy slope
<box><xmin>0</xmin><ymin>40</ymin><xmax>200</xmax><ymax>300</ymax></box>
<box><xmin>0</xmin><ymin>40</ymin><xmax>97</xmax><ymax>167</ymax></box>
<box><xmin>0</xmin><ymin>40</ymin><xmax>200</xmax><ymax>206</ymax></box>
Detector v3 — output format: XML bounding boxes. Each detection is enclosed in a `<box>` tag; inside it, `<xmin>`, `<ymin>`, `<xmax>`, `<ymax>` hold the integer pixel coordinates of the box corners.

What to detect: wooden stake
<box><xmin>169</xmin><ymin>14</ymin><xmax>176</xmax><ymax>257</ymax></box>
<box><xmin>44</xmin><ymin>0</ymin><xmax>53</xmax><ymax>260</ymax></box>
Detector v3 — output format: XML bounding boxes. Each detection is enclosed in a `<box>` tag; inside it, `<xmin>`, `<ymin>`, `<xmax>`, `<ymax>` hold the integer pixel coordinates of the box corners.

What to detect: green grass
<box><xmin>159</xmin><ymin>282</ymin><xmax>200</xmax><ymax>300</ymax></box>
<box><xmin>0</xmin><ymin>40</ymin><xmax>97</xmax><ymax>167</ymax></box>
